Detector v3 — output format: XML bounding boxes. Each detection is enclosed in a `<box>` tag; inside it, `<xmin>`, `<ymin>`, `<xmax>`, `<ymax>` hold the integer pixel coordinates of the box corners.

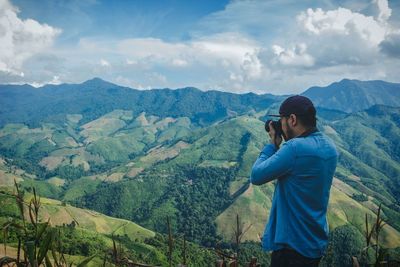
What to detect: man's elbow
<box><xmin>250</xmin><ymin>169</ymin><xmax>268</xmax><ymax>185</ymax></box>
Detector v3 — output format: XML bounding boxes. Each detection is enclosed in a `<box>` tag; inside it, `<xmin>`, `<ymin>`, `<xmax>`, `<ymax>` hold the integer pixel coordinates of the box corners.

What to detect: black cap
<box><xmin>278</xmin><ymin>95</ymin><xmax>316</xmax><ymax>117</ymax></box>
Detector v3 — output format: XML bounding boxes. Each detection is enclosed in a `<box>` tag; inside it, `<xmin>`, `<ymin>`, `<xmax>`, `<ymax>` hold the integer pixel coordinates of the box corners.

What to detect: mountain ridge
<box><xmin>1</xmin><ymin>77</ymin><xmax>400</xmax><ymax>250</ymax></box>
<box><xmin>302</xmin><ymin>79</ymin><xmax>400</xmax><ymax>113</ymax></box>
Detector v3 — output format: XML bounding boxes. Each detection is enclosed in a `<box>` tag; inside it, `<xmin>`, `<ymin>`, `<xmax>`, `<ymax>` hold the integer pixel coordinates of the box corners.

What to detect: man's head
<box><xmin>278</xmin><ymin>95</ymin><xmax>317</xmax><ymax>140</ymax></box>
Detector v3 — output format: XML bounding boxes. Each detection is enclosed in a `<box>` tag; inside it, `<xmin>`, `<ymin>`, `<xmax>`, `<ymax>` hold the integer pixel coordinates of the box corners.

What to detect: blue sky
<box><xmin>1</xmin><ymin>0</ymin><xmax>399</xmax><ymax>94</ymax></box>
<box><xmin>11</xmin><ymin>0</ymin><xmax>229</xmax><ymax>43</ymax></box>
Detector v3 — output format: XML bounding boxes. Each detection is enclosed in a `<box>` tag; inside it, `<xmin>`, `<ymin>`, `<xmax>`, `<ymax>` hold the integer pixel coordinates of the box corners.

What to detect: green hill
<box><xmin>36</xmin><ymin>197</ymin><xmax>155</xmax><ymax>242</ymax></box>
<box><xmin>0</xmin><ymin>175</ymin><xmax>216</xmax><ymax>266</ymax></box>
<box><xmin>1</xmin><ymin>106</ymin><xmax>400</xmax><ymax>249</ymax></box>
<box><xmin>1</xmin><ymin>79</ymin><xmax>400</xmax><ymax>263</ymax></box>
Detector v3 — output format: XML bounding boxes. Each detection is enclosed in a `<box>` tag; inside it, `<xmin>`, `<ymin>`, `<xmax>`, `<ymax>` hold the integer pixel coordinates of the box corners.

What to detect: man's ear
<box><xmin>290</xmin><ymin>114</ymin><xmax>297</xmax><ymax>127</ymax></box>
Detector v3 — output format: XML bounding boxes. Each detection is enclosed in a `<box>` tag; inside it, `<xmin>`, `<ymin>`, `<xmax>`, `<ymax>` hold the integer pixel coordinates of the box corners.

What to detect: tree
<box><xmin>321</xmin><ymin>224</ymin><xmax>364</xmax><ymax>267</ymax></box>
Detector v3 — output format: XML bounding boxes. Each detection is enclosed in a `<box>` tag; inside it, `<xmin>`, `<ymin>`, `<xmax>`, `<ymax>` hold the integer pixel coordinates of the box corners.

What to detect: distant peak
<box><xmin>337</xmin><ymin>78</ymin><xmax>390</xmax><ymax>85</ymax></box>
<box><xmin>82</xmin><ymin>77</ymin><xmax>116</xmax><ymax>87</ymax></box>
<box><xmin>338</xmin><ymin>78</ymin><xmax>359</xmax><ymax>84</ymax></box>
<box><xmin>88</xmin><ymin>77</ymin><xmax>104</xmax><ymax>82</ymax></box>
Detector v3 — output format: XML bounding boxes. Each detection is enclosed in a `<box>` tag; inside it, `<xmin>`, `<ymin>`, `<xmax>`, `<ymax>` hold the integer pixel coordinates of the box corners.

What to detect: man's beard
<box><xmin>283</xmin><ymin>124</ymin><xmax>295</xmax><ymax>141</ymax></box>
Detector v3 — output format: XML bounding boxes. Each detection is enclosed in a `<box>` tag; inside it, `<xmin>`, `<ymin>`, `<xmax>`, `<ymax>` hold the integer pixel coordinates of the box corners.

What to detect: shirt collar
<box><xmin>297</xmin><ymin>127</ymin><xmax>319</xmax><ymax>138</ymax></box>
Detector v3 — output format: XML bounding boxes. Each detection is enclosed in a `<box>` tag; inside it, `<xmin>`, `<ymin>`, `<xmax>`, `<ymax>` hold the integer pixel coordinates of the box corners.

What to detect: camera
<box><xmin>265</xmin><ymin>120</ymin><xmax>283</xmax><ymax>137</ymax></box>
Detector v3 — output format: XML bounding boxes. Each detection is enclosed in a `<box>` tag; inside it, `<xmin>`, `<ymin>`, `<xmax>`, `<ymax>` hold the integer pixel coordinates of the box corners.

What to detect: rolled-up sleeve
<box><xmin>250</xmin><ymin>142</ymin><xmax>295</xmax><ymax>185</ymax></box>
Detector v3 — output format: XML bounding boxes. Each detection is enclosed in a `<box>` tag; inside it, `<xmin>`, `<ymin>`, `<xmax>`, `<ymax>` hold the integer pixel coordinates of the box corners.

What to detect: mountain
<box><xmin>0</xmin><ymin>78</ymin><xmax>281</xmax><ymax>128</ymax></box>
<box><xmin>302</xmin><ymin>79</ymin><xmax>400</xmax><ymax>113</ymax></box>
<box><xmin>1</xmin><ymin>107</ymin><xmax>399</xmax><ymax>248</ymax></box>
<box><xmin>1</xmin><ymin>78</ymin><xmax>400</xmax><ymax>264</ymax></box>
<box><xmin>3</xmin><ymin>78</ymin><xmax>399</xmax><ymax>128</ymax></box>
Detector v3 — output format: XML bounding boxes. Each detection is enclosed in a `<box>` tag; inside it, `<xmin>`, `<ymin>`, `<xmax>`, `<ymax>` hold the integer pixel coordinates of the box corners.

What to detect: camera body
<box><xmin>265</xmin><ymin>119</ymin><xmax>284</xmax><ymax>137</ymax></box>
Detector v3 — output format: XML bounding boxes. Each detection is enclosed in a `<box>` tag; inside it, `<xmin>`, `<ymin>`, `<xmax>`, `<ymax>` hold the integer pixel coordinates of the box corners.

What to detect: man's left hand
<box><xmin>268</xmin><ymin>121</ymin><xmax>282</xmax><ymax>148</ymax></box>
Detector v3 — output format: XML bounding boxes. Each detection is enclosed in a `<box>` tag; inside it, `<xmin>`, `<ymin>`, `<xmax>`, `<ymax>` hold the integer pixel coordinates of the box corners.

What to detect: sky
<box><xmin>0</xmin><ymin>0</ymin><xmax>400</xmax><ymax>94</ymax></box>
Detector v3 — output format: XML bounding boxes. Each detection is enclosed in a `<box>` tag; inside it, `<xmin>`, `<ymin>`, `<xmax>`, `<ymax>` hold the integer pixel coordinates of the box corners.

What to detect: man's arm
<box><xmin>250</xmin><ymin>141</ymin><xmax>295</xmax><ymax>185</ymax></box>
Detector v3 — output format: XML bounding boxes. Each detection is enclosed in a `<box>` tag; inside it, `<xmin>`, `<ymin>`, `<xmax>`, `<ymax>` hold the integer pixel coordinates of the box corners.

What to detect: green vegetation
<box><xmin>0</xmin><ymin>183</ymin><xmax>97</xmax><ymax>266</ymax></box>
<box><xmin>1</xmin><ymin>80</ymin><xmax>400</xmax><ymax>265</ymax></box>
<box><xmin>0</xmin><ymin>184</ymin><xmax>221</xmax><ymax>266</ymax></box>
<box><xmin>321</xmin><ymin>205</ymin><xmax>400</xmax><ymax>266</ymax></box>
<box><xmin>1</xmin><ymin>106</ymin><xmax>400</xmax><ymax>249</ymax></box>
<box><xmin>321</xmin><ymin>224</ymin><xmax>364</xmax><ymax>266</ymax></box>
<box><xmin>352</xmin><ymin>193</ymin><xmax>368</xmax><ymax>202</ymax></box>
<box><xmin>77</xmin><ymin>166</ymin><xmax>236</xmax><ymax>246</ymax></box>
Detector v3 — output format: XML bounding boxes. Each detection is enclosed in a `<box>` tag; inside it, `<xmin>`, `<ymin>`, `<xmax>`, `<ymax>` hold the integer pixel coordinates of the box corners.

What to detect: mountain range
<box><xmin>1</xmin><ymin>78</ymin><xmax>400</xmax><ymax>265</ymax></box>
<box><xmin>302</xmin><ymin>79</ymin><xmax>400</xmax><ymax>113</ymax></box>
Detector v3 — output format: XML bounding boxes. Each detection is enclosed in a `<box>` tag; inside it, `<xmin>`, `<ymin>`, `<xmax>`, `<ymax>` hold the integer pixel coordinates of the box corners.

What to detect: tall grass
<box><xmin>0</xmin><ymin>180</ymin><xmax>95</xmax><ymax>267</ymax></box>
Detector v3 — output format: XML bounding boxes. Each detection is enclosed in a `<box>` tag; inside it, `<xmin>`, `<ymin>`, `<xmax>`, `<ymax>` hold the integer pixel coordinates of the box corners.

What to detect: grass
<box><xmin>125</xmin><ymin>167</ymin><xmax>144</xmax><ymax>178</ymax></box>
<box><xmin>0</xmin><ymin>181</ymin><xmax>161</xmax><ymax>266</ymax></box>
<box><xmin>40</xmin><ymin>147</ymin><xmax>100</xmax><ymax>171</ymax></box>
<box><xmin>0</xmin><ymin>245</ymin><xmax>105</xmax><ymax>267</ymax></box>
<box><xmin>39</xmin><ymin>155</ymin><xmax>65</xmax><ymax>171</ymax></box>
<box><xmin>22</xmin><ymin>192</ymin><xmax>156</xmax><ymax>242</ymax></box>
<box><xmin>62</xmin><ymin>176</ymin><xmax>103</xmax><ymax>202</ymax></box>
<box><xmin>104</xmin><ymin>172</ymin><xmax>125</xmax><ymax>182</ymax></box>
<box><xmin>216</xmin><ymin>184</ymin><xmax>273</xmax><ymax>243</ymax></box>
<box><xmin>66</xmin><ymin>114</ymin><xmax>83</xmax><ymax>124</ymax></box>
<box><xmin>1</xmin><ymin>108</ymin><xmax>400</xmax><ymax>256</ymax></box>
<box><xmin>0</xmin><ymin>169</ymin><xmax>24</xmax><ymax>187</ymax></box>
<box><xmin>79</xmin><ymin>110</ymin><xmax>133</xmax><ymax>142</ymax></box>
<box><xmin>86</xmin><ymin>133</ymin><xmax>147</xmax><ymax>162</ymax></box>
<box><xmin>51</xmin><ymin>129</ymin><xmax>78</xmax><ymax>148</ymax></box>
<box><xmin>216</xmin><ymin>179</ymin><xmax>400</xmax><ymax>248</ymax></box>
<box><xmin>46</xmin><ymin>177</ymin><xmax>66</xmax><ymax>187</ymax></box>
<box><xmin>0</xmin><ymin>123</ymin><xmax>26</xmax><ymax>137</ymax></box>
<box><xmin>328</xmin><ymin>186</ymin><xmax>400</xmax><ymax>248</ymax></box>
<box><xmin>198</xmin><ymin>160</ymin><xmax>237</xmax><ymax>168</ymax></box>
<box><xmin>171</xmin><ymin>116</ymin><xmax>262</xmax><ymax>167</ymax></box>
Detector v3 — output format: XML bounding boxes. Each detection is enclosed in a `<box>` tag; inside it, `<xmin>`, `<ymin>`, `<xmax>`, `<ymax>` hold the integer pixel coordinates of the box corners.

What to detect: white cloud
<box><xmin>126</xmin><ymin>59</ymin><xmax>137</xmax><ymax>65</ymax></box>
<box><xmin>114</xmin><ymin>33</ymin><xmax>260</xmax><ymax>69</ymax></box>
<box><xmin>241</xmin><ymin>52</ymin><xmax>262</xmax><ymax>79</ymax></box>
<box><xmin>247</xmin><ymin>0</ymin><xmax>400</xmax><ymax>93</ymax></box>
<box><xmin>184</xmin><ymin>0</ymin><xmax>399</xmax><ymax>93</ymax></box>
<box><xmin>28</xmin><ymin>75</ymin><xmax>62</xmax><ymax>88</ymax></box>
<box><xmin>171</xmin><ymin>58</ymin><xmax>188</xmax><ymax>67</ymax></box>
<box><xmin>100</xmin><ymin>59</ymin><xmax>110</xmax><ymax>67</ymax></box>
<box><xmin>49</xmin><ymin>75</ymin><xmax>62</xmax><ymax>85</ymax></box>
<box><xmin>0</xmin><ymin>0</ymin><xmax>61</xmax><ymax>76</ymax></box>
<box><xmin>297</xmin><ymin>7</ymin><xmax>388</xmax><ymax>46</ymax></box>
<box><xmin>3</xmin><ymin>0</ymin><xmax>400</xmax><ymax>95</ymax></box>
<box><xmin>70</xmin><ymin>32</ymin><xmax>263</xmax><ymax>91</ymax></box>
<box><xmin>270</xmin><ymin>43</ymin><xmax>314</xmax><ymax>67</ymax></box>
<box><xmin>375</xmin><ymin>0</ymin><xmax>391</xmax><ymax>23</ymax></box>
<box><xmin>261</xmin><ymin>0</ymin><xmax>398</xmax><ymax>71</ymax></box>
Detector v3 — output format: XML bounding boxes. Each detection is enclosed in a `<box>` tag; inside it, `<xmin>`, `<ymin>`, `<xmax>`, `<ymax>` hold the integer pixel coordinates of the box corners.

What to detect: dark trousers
<box><xmin>270</xmin><ymin>248</ymin><xmax>321</xmax><ymax>267</ymax></box>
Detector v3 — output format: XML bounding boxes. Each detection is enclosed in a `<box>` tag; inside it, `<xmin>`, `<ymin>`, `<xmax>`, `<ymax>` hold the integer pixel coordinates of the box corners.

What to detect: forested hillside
<box><xmin>1</xmin><ymin>78</ymin><xmax>400</xmax><ymax>266</ymax></box>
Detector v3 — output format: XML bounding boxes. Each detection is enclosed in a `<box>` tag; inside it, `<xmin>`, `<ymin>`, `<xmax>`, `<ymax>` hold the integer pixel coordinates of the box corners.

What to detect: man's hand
<box><xmin>268</xmin><ymin>121</ymin><xmax>282</xmax><ymax>149</ymax></box>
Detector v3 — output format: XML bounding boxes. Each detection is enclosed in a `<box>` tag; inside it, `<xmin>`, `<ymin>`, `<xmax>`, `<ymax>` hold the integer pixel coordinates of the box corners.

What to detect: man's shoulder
<box><xmin>289</xmin><ymin>132</ymin><xmax>338</xmax><ymax>157</ymax></box>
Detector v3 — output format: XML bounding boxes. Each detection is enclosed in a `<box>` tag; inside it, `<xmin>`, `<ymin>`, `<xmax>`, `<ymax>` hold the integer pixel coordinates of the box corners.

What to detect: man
<box><xmin>250</xmin><ymin>95</ymin><xmax>338</xmax><ymax>267</ymax></box>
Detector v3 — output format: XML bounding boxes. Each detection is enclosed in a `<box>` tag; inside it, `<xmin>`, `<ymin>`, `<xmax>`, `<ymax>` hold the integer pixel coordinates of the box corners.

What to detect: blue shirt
<box><xmin>250</xmin><ymin>130</ymin><xmax>338</xmax><ymax>258</ymax></box>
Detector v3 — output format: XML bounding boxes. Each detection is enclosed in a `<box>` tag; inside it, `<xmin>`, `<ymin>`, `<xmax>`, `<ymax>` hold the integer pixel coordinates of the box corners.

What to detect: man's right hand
<box><xmin>268</xmin><ymin>121</ymin><xmax>282</xmax><ymax>149</ymax></box>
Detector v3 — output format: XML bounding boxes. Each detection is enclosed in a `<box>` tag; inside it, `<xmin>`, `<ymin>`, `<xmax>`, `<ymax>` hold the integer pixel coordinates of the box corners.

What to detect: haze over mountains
<box><xmin>1</xmin><ymin>78</ymin><xmax>400</xmax><ymax>265</ymax></box>
<box><xmin>1</xmin><ymin>78</ymin><xmax>399</xmax><ymax>128</ymax></box>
